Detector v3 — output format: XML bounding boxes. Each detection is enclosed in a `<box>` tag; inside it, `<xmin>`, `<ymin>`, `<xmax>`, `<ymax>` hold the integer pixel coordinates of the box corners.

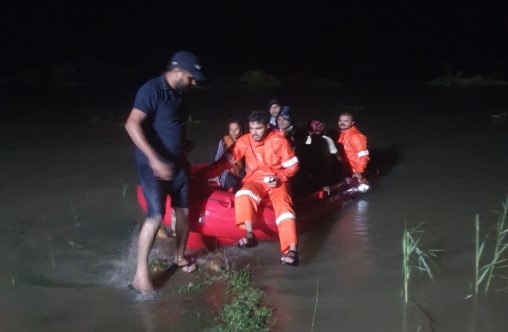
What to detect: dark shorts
<box><xmin>136</xmin><ymin>161</ymin><xmax>189</xmax><ymax>219</ymax></box>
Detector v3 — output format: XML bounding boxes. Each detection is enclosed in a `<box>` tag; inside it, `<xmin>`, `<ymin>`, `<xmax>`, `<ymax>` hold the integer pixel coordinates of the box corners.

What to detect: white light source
<box><xmin>357</xmin><ymin>183</ymin><xmax>370</xmax><ymax>193</ymax></box>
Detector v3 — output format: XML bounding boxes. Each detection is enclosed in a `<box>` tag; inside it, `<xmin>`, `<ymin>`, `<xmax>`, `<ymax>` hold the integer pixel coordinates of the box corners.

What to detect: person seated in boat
<box><xmin>276</xmin><ymin>105</ymin><xmax>308</xmax><ymax>151</ymax></box>
<box><xmin>213</xmin><ymin>117</ymin><xmax>245</xmax><ymax>191</ymax></box>
<box><xmin>306</xmin><ymin>120</ymin><xmax>338</xmax><ymax>158</ymax></box>
<box><xmin>305</xmin><ymin>120</ymin><xmax>335</xmax><ymax>187</ymax></box>
<box><xmin>291</xmin><ymin>120</ymin><xmax>334</xmax><ymax>197</ymax></box>
<box><xmin>337</xmin><ymin>112</ymin><xmax>370</xmax><ymax>181</ymax></box>
<box><xmin>306</xmin><ymin>120</ymin><xmax>345</xmax><ymax>183</ymax></box>
<box><xmin>276</xmin><ymin>106</ymin><xmax>294</xmax><ymax>142</ymax></box>
<box><xmin>195</xmin><ymin>110</ymin><xmax>300</xmax><ymax>266</ymax></box>
<box><xmin>267</xmin><ymin>98</ymin><xmax>281</xmax><ymax>128</ymax></box>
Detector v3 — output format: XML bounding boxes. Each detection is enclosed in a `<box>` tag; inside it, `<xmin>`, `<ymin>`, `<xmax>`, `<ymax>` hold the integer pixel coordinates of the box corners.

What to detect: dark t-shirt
<box><xmin>133</xmin><ymin>75</ymin><xmax>188</xmax><ymax>167</ymax></box>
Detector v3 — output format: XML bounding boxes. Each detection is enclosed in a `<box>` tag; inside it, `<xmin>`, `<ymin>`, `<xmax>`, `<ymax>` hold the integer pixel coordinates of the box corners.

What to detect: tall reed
<box><xmin>402</xmin><ymin>222</ymin><xmax>440</xmax><ymax>303</ymax></box>
<box><xmin>475</xmin><ymin>196</ymin><xmax>508</xmax><ymax>293</ymax></box>
<box><xmin>474</xmin><ymin>214</ymin><xmax>484</xmax><ymax>294</ymax></box>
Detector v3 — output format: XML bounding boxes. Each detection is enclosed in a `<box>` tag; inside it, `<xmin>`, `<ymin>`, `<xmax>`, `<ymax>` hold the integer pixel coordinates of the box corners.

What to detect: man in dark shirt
<box><xmin>125</xmin><ymin>51</ymin><xmax>205</xmax><ymax>295</ymax></box>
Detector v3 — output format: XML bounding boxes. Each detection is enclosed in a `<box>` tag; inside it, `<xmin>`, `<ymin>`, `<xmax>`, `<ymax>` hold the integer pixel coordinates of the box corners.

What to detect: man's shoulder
<box><xmin>351</xmin><ymin>126</ymin><xmax>367</xmax><ymax>139</ymax></box>
<box><xmin>341</xmin><ymin>126</ymin><xmax>365</xmax><ymax>137</ymax></box>
<box><xmin>138</xmin><ymin>76</ymin><xmax>164</xmax><ymax>91</ymax></box>
<box><xmin>267</xmin><ymin>130</ymin><xmax>285</xmax><ymax>141</ymax></box>
<box><xmin>267</xmin><ymin>131</ymin><xmax>293</xmax><ymax>149</ymax></box>
<box><xmin>234</xmin><ymin>134</ymin><xmax>251</xmax><ymax>148</ymax></box>
<box><xmin>346</xmin><ymin>127</ymin><xmax>368</xmax><ymax>147</ymax></box>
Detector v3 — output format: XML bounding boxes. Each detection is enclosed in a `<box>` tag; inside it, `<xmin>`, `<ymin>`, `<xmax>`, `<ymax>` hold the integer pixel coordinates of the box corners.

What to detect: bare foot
<box><xmin>175</xmin><ymin>256</ymin><xmax>197</xmax><ymax>273</ymax></box>
<box><xmin>130</xmin><ymin>274</ymin><xmax>155</xmax><ymax>295</ymax></box>
<box><xmin>156</xmin><ymin>228</ymin><xmax>169</xmax><ymax>239</ymax></box>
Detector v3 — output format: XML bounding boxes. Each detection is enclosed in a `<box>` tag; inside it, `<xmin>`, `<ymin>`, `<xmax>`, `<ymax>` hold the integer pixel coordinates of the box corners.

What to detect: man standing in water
<box><xmin>337</xmin><ymin>112</ymin><xmax>370</xmax><ymax>181</ymax></box>
<box><xmin>197</xmin><ymin>110</ymin><xmax>300</xmax><ymax>266</ymax></box>
<box><xmin>125</xmin><ymin>51</ymin><xmax>205</xmax><ymax>294</ymax></box>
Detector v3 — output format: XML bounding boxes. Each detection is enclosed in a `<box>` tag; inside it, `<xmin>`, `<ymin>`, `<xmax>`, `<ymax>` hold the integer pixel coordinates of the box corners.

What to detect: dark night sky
<box><xmin>3</xmin><ymin>1</ymin><xmax>508</xmax><ymax>84</ymax></box>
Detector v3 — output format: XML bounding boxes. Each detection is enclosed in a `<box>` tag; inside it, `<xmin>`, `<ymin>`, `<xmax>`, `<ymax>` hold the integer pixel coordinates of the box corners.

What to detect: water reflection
<box><xmin>331</xmin><ymin>199</ymin><xmax>373</xmax><ymax>282</ymax></box>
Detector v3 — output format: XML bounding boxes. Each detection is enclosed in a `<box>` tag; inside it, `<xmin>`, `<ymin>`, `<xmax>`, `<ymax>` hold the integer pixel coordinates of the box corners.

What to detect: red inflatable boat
<box><xmin>136</xmin><ymin>165</ymin><xmax>369</xmax><ymax>250</ymax></box>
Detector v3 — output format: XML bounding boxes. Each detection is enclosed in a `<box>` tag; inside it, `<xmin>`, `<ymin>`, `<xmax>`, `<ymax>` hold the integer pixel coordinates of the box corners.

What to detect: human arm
<box><xmin>214</xmin><ymin>139</ymin><xmax>226</xmax><ymax>161</ymax></box>
<box><xmin>273</xmin><ymin>140</ymin><xmax>299</xmax><ymax>184</ymax></box>
<box><xmin>349</xmin><ymin>135</ymin><xmax>370</xmax><ymax>179</ymax></box>
<box><xmin>125</xmin><ymin>108</ymin><xmax>173</xmax><ymax>180</ymax></box>
<box><xmin>194</xmin><ymin>148</ymin><xmax>236</xmax><ymax>181</ymax></box>
<box><xmin>323</xmin><ymin>135</ymin><xmax>338</xmax><ymax>155</ymax></box>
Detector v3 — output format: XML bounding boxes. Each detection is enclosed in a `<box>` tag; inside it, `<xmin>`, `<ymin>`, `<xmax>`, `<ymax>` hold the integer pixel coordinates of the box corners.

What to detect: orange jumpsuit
<box><xmin>203</xmin><ymin>130</ymin><xmax>299</xmax><ymax>254</ymax></box>
<box><xmin>338</xmin><ymin>125</ymin><xmax>370</xmax><ymax>174</ymax></box>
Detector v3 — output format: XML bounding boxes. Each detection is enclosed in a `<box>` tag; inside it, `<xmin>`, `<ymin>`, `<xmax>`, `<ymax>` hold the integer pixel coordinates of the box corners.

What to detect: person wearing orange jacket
<box><xmin>337</xmin><ymin>112</ymin><xmax>370</xmax><ymax>181</ymax></box>
<box><xmin>213</xmin><ymin>117</ymin><xmax>245</xmax><ymax>191</ymax></box>
<box><xmin>197</xmin><ymin>110</ymin><xmax>300</xmax><ymax>266</ymax></box>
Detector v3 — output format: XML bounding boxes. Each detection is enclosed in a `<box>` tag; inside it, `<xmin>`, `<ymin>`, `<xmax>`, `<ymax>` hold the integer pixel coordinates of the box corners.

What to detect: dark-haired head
<box><xmin>248</xmin><ymin>110</ymin><xmax>270</xmax><ymax>125</ymax></box>
<box><xmin>227</xmin><ymin>117</ymin><xmax>243</xmax><ymax>127</ymax></box>
<box><xmin>267</xmin><ymin>98</ymin><xmax>281</xmax><ymax>109</ymax></box>
<box><xmin>227</xmin><ymin>117</ymin><xmax>244</xmax><ymax>140</ymax></box>
<box><xmin>339</xmin><ymin>111</ymin><xmax>354</xmax><ymax>120</ymax></box>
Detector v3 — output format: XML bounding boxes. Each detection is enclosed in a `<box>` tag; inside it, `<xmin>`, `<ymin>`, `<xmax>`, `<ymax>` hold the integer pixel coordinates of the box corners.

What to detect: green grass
<box><xmin>474</xmin><ymin>214</ymin><xmax>484</xmax><ymax>294</ymax></box>
<box><xmin>475</xmin><ymin>195</ymin><xmax>508</xmax><ymax>293</ymax></box>
<box><xmin>148</xmin><ymin>259</ymin><xmax>172</xmax><ymax>273</ymax></box>
<box><xmin>177</xmin><ymin>272</ymin><xmax>215</xmax><ymax>294</ymax></box>
<box><xmin>174</xmin><ymin>257</ymin><xmax>273</xmax><ymax>332</ymax></box>
<box><xmin>211</xmin><ymin>265</ymin><xmax>273</xmax><ymax>332</ymax></box>
<box><xmin>402</xmin><ymin>222</ymin><xmax>441</xmax><ymax>303</ymax></box>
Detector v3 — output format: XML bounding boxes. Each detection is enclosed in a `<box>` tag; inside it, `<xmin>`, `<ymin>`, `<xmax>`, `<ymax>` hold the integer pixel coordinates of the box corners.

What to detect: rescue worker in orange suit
<box><xmin>337</xmin><ymin>112</ymin><xmax>370</xmax><ymax>181</ymax></box>
<box><xmin>196</xmin><ymin>110</ymin><xmax>300</xmax><ymax>266</ymax></box>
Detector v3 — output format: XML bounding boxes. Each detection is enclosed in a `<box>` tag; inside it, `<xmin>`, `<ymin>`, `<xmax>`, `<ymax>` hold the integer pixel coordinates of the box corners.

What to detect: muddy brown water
<box><xmin>1</xmin><ymin>86</ymin><xmax>507</xmax><ymax>331</ymax></box>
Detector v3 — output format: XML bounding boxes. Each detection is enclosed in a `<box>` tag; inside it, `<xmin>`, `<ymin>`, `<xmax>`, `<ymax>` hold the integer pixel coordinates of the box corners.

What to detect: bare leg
<box><xmin>174</xmin><ymin>207</ymin><xmax>191</xmax><ymax>265</ymax></box>
<box><xmin>244</xmin><ymin>221</ymin><xmax>253</xmax><ymax>233</ymax></box>
<box><xmin>281</xmin><ymin>244</ymin><xmax>299</xmax><ymax>266</ymax></box>
<box><xmin>131</xmin><ymin>217</ymin><xmax>160</xmax><ymax>294</ymax></box>
<box><xmin>237</xmin><ymin>221</ymin><xmax>257</xmax><ymax>247</ymax></box>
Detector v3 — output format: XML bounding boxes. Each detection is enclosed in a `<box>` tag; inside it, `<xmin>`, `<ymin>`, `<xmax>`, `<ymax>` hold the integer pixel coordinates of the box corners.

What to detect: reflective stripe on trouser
<box><xmin>235</xmin><ymin>182</ymin><xmax>297</xmax><ymax>253</ymax></box>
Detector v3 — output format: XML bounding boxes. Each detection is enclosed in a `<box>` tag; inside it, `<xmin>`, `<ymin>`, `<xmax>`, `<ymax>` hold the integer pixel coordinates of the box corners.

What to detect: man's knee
<box><xmin>144</xmin><ymin>216</ymin><xmax>162</xmax><ymax>229</ymax></box>
<box><xmin>235</xmin><ymin>189</ymin><xmax>261</xmax><ymax>206</ymax></box>
<box><xmin>174</xmin><ymin>207</ymin><xmax>189</xmax><ymax>219</ymax></box>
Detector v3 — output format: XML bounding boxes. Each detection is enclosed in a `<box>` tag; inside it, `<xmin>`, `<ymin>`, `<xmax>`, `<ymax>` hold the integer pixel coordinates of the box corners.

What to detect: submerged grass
<box><xmin>401</xmin><ymin>222</ymin><xmax>441</xmax><ymax>331</ymax></box>
<box><xmin>474</xmin><ymin>195</ymin><xmax>508</xmax><ymax>293</ymax></box>
<box><xmin>212</xmin><ymin>265</ymin><xmax>272</xmax><ymax>332</ymax></box>
<box><xmin>402</xmin><ymin>222</ymin><xmax>441</xmax><ymax>304</ymax></box>
<box><xmin>474</xmin><ymin>214</ymin><xmax>484</xmax><ymax>294</ymax></box>
<box><xmin>174</xmin><ymin>255</ymin><xmax>273</xmax><ymax>332</ymax></box>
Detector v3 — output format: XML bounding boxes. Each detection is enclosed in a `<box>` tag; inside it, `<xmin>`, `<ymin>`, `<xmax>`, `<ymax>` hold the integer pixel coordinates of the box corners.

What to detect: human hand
<box><xmin>150</xmin><ymin>158</ymin><xmax>173</xmax><ymax>181</ymax></box>
<box><xmin>352</xmin><ymin>172</ymin><xmax>363</xmax><ymax>181</ymax></box>
<box><xmin>264</xmin><ymin>176</ymin><xmax>279</xmax><ymax>188</ymax></box>
<box><xmin>231</xmin><ymin>164</ymin><xmax>242</xmax><ymax>177</ymax></box>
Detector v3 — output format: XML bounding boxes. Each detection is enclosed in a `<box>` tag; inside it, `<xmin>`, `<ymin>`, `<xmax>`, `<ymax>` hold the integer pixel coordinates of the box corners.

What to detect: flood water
<box><xmin>1</xmin><ymin>85</ymin><xmax>507</xmax><ymax>331</ymax></box>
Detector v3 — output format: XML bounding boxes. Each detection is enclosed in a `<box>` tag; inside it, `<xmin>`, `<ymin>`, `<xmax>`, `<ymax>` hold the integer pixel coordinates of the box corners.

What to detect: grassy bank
<box><xmin>150</xmin><ymin>254</ymin><xmax>274</xmax><ymax>331</ymax></box>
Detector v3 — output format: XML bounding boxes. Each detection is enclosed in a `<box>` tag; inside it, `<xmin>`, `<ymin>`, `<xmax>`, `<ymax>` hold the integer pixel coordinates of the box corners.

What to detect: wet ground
<box><xmin>1</xmin><ymin>84</ymin><xmax>508</xmax><ymax>331</ymax></box>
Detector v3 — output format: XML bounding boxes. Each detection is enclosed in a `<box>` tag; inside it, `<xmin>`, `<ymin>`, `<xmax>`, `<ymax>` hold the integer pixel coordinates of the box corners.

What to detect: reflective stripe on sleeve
<box><xmin>276</xmin><ymin>212</ymin><xmax>295</xmax><ymax>225</ymax></box>
<box><xmin>357</xmin><ymin>150</ymin><xmax>369</xmax><ymax>157</ymax></box>
<box><xmin>281</xmin><ymin>156</ymin><xmax>298</xmax><ymax>168</ymax></box>
<box><xmin>235</xmin><ymin>189</ymin><xmax>261</xmax><ymax>203</ymax></box>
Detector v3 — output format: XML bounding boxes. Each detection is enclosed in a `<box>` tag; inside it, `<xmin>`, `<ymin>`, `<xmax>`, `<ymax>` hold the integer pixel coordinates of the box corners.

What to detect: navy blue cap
<box><xmin>277</xmin><ymin>106</ymin><xmax>293</xmax><ymax>122</ymax></box>
<box><xmin>169</xmin><ymin>51</ymin><xmax>206</xmax><ymax>81</ymax></box>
